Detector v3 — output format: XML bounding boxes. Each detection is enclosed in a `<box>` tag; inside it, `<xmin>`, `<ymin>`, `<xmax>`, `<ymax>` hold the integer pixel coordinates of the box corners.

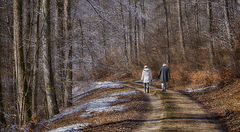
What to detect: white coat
<box><xmin>141</xmin><ymin>68</ymin><xmax>152</xmax><ymax>83</ymax></box>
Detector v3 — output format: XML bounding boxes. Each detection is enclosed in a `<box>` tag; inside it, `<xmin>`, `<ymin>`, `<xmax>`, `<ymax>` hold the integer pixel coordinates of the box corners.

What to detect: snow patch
<box><xmin>185</xmin><ymin>86</ymin><xmax>217</xmax><ymax>93</ymax></box>
<box><xmin>134</xmin><ymin>80</ymin><xmax>143</xmax><ymax>83</ymax></box>
<box><xmin>73</xmin><ymin>81</ymin><xmax>124</xmax><ymax>98</ymax></box>
<box><xmin>50</xmin><ymin>96</ymin><xmax>123</xmax><ymax>122</ymax></box>
<box><xmin>49</xmin><ymin>82</ymin><xmax>129</xmax><ymax>122</ymax></box>
<box><xmin>108</xmin><ymin>91</ymin><xmax>139</xmax><ymax>97</ymax></box>
<box><xmin>80</xmin><ymin>105</ymin><xmax>127</xmax><ymax>118</ymax></box>
<box><xmin>49</xmin><ymin>104</ymin><xmax>86</xmax><ymax>122</ymax></box>
<box><xmin>73</xmin><ymin>93</ymin><xmax>91</xmax><ymax>103</ymax></box>
<box><xmin>48</xmin><ymin>123</ymin><xmax>90</xmax><ymax>132</ymax></box>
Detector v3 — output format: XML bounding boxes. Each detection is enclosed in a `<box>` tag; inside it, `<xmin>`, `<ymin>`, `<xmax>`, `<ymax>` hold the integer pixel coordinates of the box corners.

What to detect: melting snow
<box><xmin>73</xmin><ymin>93</ymin><xmax>91</xmax><ymax>103</ymax></box>
<box><xmin>48</xmin><ymin>123</ymin><xmax>90</xmax><ymax>132</ymax></box>
<box><xmin>73</xmin><ymin>81</ymin><xmax>124</xmax><ymax>98</ymax></box>
<box><xmin>49</xmin><ymin>82</ymin><xmax>131</xmax><ymax>122</ymax></box>
<box><xmin>80</xmin><ymin>105</ymin><xmax>127</xmax><ymax>118</ymax></box>
<box><xmin>185</xmin><ymin>86</ymin><xmax>217</xmax><ymax>93</ymax></box>
<box><xmin>108</xmin><ymin>91</ymin><xmax>139</xmax><ymax>97</ymax></box>
<box><xmin>50</xmin><ymin>96</ymin><xmax>124</xmax><ymax>122</ymax></box>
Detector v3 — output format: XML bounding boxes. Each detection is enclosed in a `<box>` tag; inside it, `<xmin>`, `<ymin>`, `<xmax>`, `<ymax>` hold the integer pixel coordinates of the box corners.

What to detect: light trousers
<box><xmin>161</xmin><ymin>83</ymin><xmax>166</xmax><ymax>91</ymax></box>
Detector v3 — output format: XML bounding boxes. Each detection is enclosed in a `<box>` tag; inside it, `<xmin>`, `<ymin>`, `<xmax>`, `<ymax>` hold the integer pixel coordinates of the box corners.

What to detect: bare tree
<box><xmin>207</xmin><ymin>0</ymin><xmax>215</xmax><ymax>66</ymax></box>
<box><xmin>41</xmin><ymin>0</ymin><xmax>59</xmax><ymax>117</ymax></box>
<box><xmin>32</xmin><ymin>0</ymin><xmax>40</xmax><ymax>113</ymax></box>
<box><xmin>13</xmin><ymin>0</ymin><xmax>31</xmax><ymax>126</ymax></box>
<box><xmin>0</xmin><ymin>67</ymin><xmax>6</xmax><ymax>127</ymax></box>
<box><xmin>56</xmin><ymin>0</ymin><xmax>65</xmax><ymax>107</ymax></box>
<box><xmin>128</xmin><ymin>0</ymin><xmax>133</xmax><ymax>63</ymax></box>
<box><xmin>120</xmin><ymin>1</ymin><xmax>129</xmax><ymax>62</ymax></box>
<box><xmin>63</xmin><ymin>0</ymin><xmax>72</xmax><ymax>107</ymax></box>
<box><xmin>163</xmin><ymin>0</ymin><xmax>170</xmax><ymax>64</ymax></box>
<box><xmin>177</xmin><ymin>0</ymin><xmax>186</xmax><ymax>61</ymax></box>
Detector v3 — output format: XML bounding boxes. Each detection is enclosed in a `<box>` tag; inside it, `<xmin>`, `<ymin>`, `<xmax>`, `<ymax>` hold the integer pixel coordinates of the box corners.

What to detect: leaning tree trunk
<box><xmin>177</xmin><ymin>0</ymin><xmax>186</xmax><ymax>61</ymax></box>
<box><xmin>41</xmin><ymin>0</ymin><xmax>59</xmax><ymax>117</ymax></box>
<box><xmin>63</xmin><ymin>0</ymin><xmax>72</xmax><ymax>107</ymax></box>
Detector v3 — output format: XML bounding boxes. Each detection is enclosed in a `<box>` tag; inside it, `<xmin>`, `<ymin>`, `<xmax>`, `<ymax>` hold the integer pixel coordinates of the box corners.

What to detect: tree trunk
<box><xmin>120</xmin><ymin>1</ymin><xmax>129</xmax><ymax>62</ymax></box>
<box><xmin>128</xmin><ymin>0</ymin><xmax>133</xmax><ymax>63</ymax></box>
<box><xmin>32</xmin><ymin>0</ymin><xmax>40</xmax><ymax>113</ymax></box>
<box><xmin>79</xmin><ymin>19</ymin><xmax>85</xmax><ymax>60</ymax></box>
<box><xmin>0</xmin><ymin>71</ymin><xmax>6</xmax><ymax>127</ymax></box>
<box><xmin>41</xmin><ymin>0</ymin><xmax>59</xmax><ymax>117</ymax></box>
<box><xmin>134</xmin><ymin>0</ymin><xmax>139</xmax><ymax>64</ymax></box>
<box><xmin>163</xmin><ymin>0</ymin><xmax>170</xmax><ymax>64</ymax></box>
<box><xmin>56</xmin><ymin>0</ymin><xmax>65</xmax><ymax>107</ymax></box>
<box><xmin>22</xmin><ymin>0</ymin><xmax>32</xmax><ymax>122</ymax></box>
<box><xmin>14</xmin><ymin>0</ymin><xmax>30</xmax><ymax>126</ymax></box>
<box><xmin>177</xmin><ymin>0</ymin><xmax>186</xmax><ymax>61</ymax></box>
<box><xmin>207</xmin><ymin>0</ymin><xmax>215</xmax><ymax>66</ymax></box>
<box><xmin>63</xmin><ymin>0</ymin><xmax>72</xmax><ymax>107</ymax></box>
<box><xmin>194</xmin><ymin>0</ymin><xmax>200</xmax><ymax>39</ymax></box>
<box><xmin>222</xmin><ymin>0</ymin><xmax>232</xmax><ymax>48</ymax></box>
<box><xmin>222</xmin><ymin>0</ymin><xmax>239</xmax><ymax>75</ymax></box>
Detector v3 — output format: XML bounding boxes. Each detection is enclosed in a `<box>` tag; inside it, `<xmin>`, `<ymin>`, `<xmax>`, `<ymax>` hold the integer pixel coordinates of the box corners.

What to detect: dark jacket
<box><xmin>158</xmin><ymin>66</ymin><xmax>170</xmax><ymax>83</ymax></box>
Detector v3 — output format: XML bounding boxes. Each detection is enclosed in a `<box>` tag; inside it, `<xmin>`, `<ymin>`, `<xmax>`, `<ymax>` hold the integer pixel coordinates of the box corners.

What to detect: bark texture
<box><xmin>41</xmin><ymin>0</ymin><xmax>59</xmax><ymax>117</ymax></box>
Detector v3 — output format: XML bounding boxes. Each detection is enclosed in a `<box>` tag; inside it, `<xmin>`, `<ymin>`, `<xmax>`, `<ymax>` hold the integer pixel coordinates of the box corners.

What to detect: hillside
<box><xmin>40</xmin><ymin>82</ymin><xmax>150</xmax><ymax>131</ymax></box>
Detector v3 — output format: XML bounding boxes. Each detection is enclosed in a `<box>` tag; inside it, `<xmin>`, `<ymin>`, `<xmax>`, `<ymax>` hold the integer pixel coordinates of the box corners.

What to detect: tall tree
<box><xmin>222</xmin><ymin>0</ymin><xmax>239</xmax><ymax>75</ymax></box>
<box><xmin>163</xmin><ymin>0</ymin><xmax>170</xmax><ymax>64</ymax></box>
<box><xmin>194</xmin><ymin>0</ymin><xmax>200</xmax><ymax>39</ymax></box>
<box><xmin>32</xmin><ymin>0</ymin><xmax>40</xmax><ymax>113</ymax></box>
<box><xmin>134</xmin><ymin>0</ymin><xmax>139</xmax><ymax>64</ymax></box>
<box><xmin>207</xmin><ymin>0</ymin><xmax>215</xmax><ymax>66</ymax></box>
<box><xmin>56</xmin><ymin>0</ymin><xmax>65</xmax><ymax>107</ymax></box>
<box><xmin>177</xmin><ymin>0</ymin><xmax>186</xmax><ymax>61</ymax></box>
<box><xmin>13</xmin><ymin>0</ymin><xmax>31</xmax><ymax>126</ymax></box>
<box><xmin>41</xmin><ymin>0</ymin><xmax>59</xmax><ymax>117</ymax></box>
<box><xmin>128</xmin><ymin>0</ymin><xmax>133</xmax><ymax>63</ymax></box>
<box><xmin>23</xmin><ymin>0</ymin><xmax>32</xmax><ymax>122</ymax></box>
<box><xmin>63</xmin><ymin>0</ymin><xmax>72</xmax><ymax>107</ymax></box>
<box><xmin>120</xmin><ymin>1</ymin><xmax>129</xmax><ymax>62</ymax></box>
<box><xmin>0</xmin><ymin>62</ymin><xmax>6</xmax><ymax>127</ymax></box>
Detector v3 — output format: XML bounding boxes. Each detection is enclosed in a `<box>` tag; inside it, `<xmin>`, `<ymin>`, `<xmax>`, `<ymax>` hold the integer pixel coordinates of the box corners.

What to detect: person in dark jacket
<box><xmin>158</xmin><ymin>64</ymin><xmax>170</xmax><ymax>91</ymax></box>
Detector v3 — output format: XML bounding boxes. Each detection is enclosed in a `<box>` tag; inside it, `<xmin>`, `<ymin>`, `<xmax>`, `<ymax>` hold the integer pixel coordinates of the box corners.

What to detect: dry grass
<box><xmin>172</xmin><ymin>78</ymin><xmax>240</xmax><ymax>132</ymax></box>
<box><xmin>157</xmin><ymin>67</ymin><xmax>240</xmax><ymax>132</ymax></box>
<box><xmin>41</xmin><ymin>86</ymin><xmax>151</xmax><ymax>131</ymax></box>
<box><xmin>188</xmin><ymin>70</ymin><xmax>221</xmax><ymax>87</ymax></box>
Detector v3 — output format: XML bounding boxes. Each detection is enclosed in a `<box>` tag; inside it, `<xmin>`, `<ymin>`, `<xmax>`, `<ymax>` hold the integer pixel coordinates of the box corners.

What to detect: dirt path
<box><xmin>121</xmin><ymin>82</ymin><xmax>224</xmax><ymax>132</ymax></box>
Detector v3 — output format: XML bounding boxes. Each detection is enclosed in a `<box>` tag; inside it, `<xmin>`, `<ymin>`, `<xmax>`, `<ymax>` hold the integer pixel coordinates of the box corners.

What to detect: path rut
<box><xmin>122</xmin><ymin>82</ymin><xmax>224</xmax><ymax>132</ymax></box>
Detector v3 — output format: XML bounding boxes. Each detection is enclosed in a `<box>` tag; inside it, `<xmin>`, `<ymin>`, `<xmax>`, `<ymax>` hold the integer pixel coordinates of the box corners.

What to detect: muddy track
<box><xmin>121</xmin><ymin>82</ymin><xmax>224</xmax><ymax>132</ymax></box>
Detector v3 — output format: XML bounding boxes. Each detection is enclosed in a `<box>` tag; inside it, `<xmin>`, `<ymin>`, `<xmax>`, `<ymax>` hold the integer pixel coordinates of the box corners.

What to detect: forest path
<box><xmin>120</xmin><ymin>82</ymin><xmax>224</xmax><ymax>132</ymax></box>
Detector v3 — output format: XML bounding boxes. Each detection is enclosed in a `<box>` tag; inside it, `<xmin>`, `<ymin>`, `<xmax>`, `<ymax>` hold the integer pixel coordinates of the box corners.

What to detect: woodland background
<box><xmin>0</xmin><ymin>0</ymin><xmax>239</xmax><ymax>130</ymax></box>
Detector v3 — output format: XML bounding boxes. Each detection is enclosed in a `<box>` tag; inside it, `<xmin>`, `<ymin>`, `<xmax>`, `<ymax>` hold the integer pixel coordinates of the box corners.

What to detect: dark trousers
<box><xmin>144</xmin><ymin>83</ymin><xmax>149</xmax><ymax>93</ymax></box>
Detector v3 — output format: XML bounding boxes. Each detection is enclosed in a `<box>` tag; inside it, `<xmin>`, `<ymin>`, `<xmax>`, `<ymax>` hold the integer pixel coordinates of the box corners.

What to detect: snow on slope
<box><xmin>73</xmin><ymin>81</ymin><xmax>124</xmax><ymax>98</ymax></box>
<box><xmin>48</xmin><ymin>123</ymin><xmax>90</xmax><ymax>132</ymax></box>
<box><xmin>48</xmin><ymin>82</ymin><xmax>138</xmax><ymax>131</ymax></box>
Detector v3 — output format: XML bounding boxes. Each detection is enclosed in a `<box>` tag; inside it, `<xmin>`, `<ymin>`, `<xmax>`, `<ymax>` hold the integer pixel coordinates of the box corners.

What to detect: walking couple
<box><xmin>141</xmin><ymin>64</ymin><xmax>170</xmax><ymax>93</ymax></box>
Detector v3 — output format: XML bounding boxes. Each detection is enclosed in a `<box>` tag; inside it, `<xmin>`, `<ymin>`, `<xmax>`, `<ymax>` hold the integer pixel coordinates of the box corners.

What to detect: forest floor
<box><xmin>121</xmin><ymin>81</ymin><xmax>224</xmax><ymax>132</ymax></box>
<box><xmin>42</xmin><ymin>81</ymin><xmax>151</xmax><ymax>132</ymax></box>
<box><xmin>41</xmin><ymin>80</ymin><xmax>229</xmax><ymax>132</ymax></box>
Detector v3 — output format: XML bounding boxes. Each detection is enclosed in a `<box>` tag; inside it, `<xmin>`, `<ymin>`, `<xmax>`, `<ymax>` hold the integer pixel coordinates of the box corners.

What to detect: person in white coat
<box><xmin>141</xmin><ymin>65</ymin><xmax>152</xmax><ymax>93</ymax></box>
